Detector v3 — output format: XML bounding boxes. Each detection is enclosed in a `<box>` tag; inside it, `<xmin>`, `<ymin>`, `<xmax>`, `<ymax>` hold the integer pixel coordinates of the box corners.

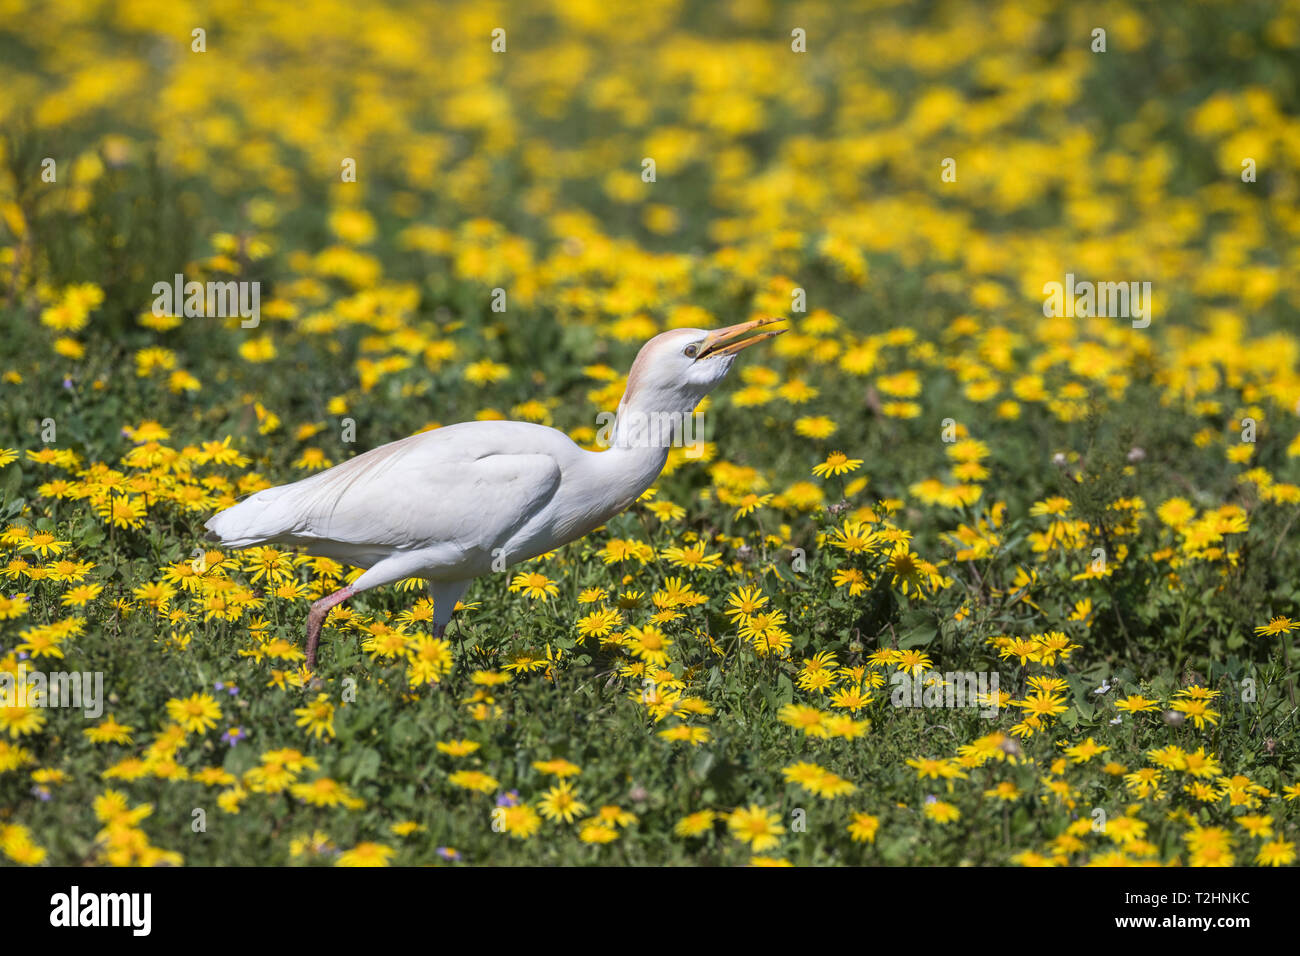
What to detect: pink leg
<box><xmin>305</xmin><ymin>585</ymin><xmax>356</xmax><ymax>671</ymax></box>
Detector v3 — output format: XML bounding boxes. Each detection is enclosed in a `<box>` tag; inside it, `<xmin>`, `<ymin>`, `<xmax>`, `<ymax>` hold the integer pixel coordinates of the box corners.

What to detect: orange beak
<box><xmin>697</xmin><ymin>316</ymin><xmax>787</xmax><ymax>359</ymax></box>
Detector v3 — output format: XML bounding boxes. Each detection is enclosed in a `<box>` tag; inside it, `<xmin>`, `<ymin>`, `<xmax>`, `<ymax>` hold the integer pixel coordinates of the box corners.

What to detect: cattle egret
<box><xmin>205</xmin><ymin>317</ymin><xmax>785</xmax><ymax>669</ymax></box>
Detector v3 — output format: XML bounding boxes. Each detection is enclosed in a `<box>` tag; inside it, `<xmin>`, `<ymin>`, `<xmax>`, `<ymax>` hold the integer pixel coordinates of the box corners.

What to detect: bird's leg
<box><xmin>305</xmin><ymin>585</ymin><xmax>356</xmax><ymax>672</ymax></box>
<box><xmin>434</xmin><ymin>619</ymin><xmax>458</xmax><ymax>657</ymax></box>
<box><xmin>435</xmin><ymin>617</ymin><xmax>463</xmax><ymax>651</ymax></box>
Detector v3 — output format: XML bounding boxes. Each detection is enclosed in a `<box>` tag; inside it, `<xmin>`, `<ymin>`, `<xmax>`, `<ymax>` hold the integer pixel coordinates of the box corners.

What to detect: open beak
<box><xmin>697</xmin><ymin>316</ymin><xmax>787</xmax><ymax>359</ymax></box>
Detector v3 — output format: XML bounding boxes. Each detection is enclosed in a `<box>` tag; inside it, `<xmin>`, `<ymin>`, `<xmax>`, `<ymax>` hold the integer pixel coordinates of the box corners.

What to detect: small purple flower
<box><xmin>222</xmin><ymin>727</ymin><xmax>247</xmax><ymax>746</ymax></box>
<box><xmin>213</xmin><ymin>681</ymin><xmax>224</xmax><ymax>692</ymax></box>
<box><xmin>32</xmin><ymin>786</ymin><xmax>52</xmax><ymax>802</ymax></box>
<box><xmin>62</xmin><ymin>378</ymin><xmax>73</xmax><ymax>390</ymax></box>
<box><xmin>436</xmin><ymin>847</ymin><xmax>461</xmax><ymax>861</ymax></box>
<box><xmin>924</xmin><ymin>794</ymin><xmax>938</xmax><ymax>805</ymax></box>
<box><xmin>17</xmin><ymin>651</ymin><xmax>29</xmax><ymax>661</ymax></box>
<box><xmin>495</xmin><ymin>790</ymin><xmax>520</xmax><ymax>808</ymax></box>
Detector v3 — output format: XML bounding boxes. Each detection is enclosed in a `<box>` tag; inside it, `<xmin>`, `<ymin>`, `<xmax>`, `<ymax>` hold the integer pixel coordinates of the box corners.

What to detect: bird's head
<box><xmin>619</xmin><ymin>317</ymin><xmax>786</xmax><ymax>414</ymax></box>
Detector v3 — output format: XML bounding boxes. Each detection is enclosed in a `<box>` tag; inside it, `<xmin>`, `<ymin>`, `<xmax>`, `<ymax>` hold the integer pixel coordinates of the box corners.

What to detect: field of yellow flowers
<box><xmin>1</xmin><ymin>0</ymin><xmax>1298</xmax><ymax>867</ymax></box>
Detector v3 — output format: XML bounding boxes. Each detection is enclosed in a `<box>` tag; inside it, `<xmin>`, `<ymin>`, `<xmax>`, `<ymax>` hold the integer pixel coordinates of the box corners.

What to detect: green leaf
<box><xmin>1</xmin><ymin>465</ymin><xmax>22</xmax><ymax>505</ymax></box>
<box><xmin>351</xmin><ymin>747</ymin><xmax>381</xmax><ymax>784</ymax></box>
<box><xmin>775</xmin><ymin>672</ymin><xmax>794</xmax><ymax>705</ymax></box>
<box><xmin>897</xmin><ymin>624</ymin><xmax>936</xmax><ymax>649</ymax></box>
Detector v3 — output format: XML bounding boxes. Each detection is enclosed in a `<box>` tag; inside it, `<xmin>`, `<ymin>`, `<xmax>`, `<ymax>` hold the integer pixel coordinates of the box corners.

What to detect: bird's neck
<box><xmin>591</xmin><ymin>394</ymin><xmax>703</xmax><ymax>513</ymax></box>
<box><xmin>610</xmin><ymin>387</ymin><xmax>707</xmax><ymax>456</ymax></box>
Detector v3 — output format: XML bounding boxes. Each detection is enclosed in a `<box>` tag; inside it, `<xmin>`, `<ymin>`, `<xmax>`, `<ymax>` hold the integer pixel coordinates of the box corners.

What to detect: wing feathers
<box><xmin>205</xmin><ymin>423</ymin><xmax>570</xmax><ymax>568</ymax></box>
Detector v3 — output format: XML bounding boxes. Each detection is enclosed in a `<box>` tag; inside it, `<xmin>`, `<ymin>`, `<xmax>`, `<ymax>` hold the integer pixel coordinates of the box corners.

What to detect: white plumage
<box><xmin>205</xmin><ymin>318</ymin><xmax>784</xmax><ymax>669</ymax></box>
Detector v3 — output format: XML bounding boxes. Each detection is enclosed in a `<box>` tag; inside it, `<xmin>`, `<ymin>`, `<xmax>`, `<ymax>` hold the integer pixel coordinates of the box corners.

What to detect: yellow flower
<box><xmin>726</xmin><ymin>805</ymin><xmax>783</xmax><ymax>851</ymax></box>
<box><xmin>532</xmin><ymin>758</ymin><xmax>581</xmax><ymax>777</ymax></box>
<box><xmin>812</xmin><ymin>451</ymin><xmax>863</xmax><ymax>477</ymax></box>
<box><xmin>1256</xmin><ymin>840</ymin><xmax>1296</xmax><ymax>866</ymax></box>
<box><xmin>537</xmin><ymin>780</ymin><xmax>588</xmax><ymax>823</ymax></box>
<box><xmin>0</xmin><ymin>594</ymin><xmax>30</xmax><ymax>619</ymax></box>
<box><xmin>923</xmin><ymin>800</ymin><xmax>961</xmax><ymax>823</ymax></box>
<box><xmin>1</xmin><ymin>824</ymin><xmax>47</xmax><ymax>865</ymax></box>
<box><xmin>464</xmin><ymin>360</ymin><xmax>510</xmax><ymax>385</ymax></box>
<box><xmin>290</xmin><ymin>776</ymin><xmax>364</xmax><ymax>809</ymax></box>
<box><xmin>238</xmin><ymin>337</ymin><xmax>277</xmax><ymax>363</ymax></box>
<box><xmin>448</xmin><ymin>770</ymin><xmax>498</xmax><ymax>793</ymax></box>
<box><xmin>674</xmin><ymin>810</ymin><xmax>716</xmax><ymax>838</ymax></box>
<box><xmin>496</xmin><ymin>804</ymin><xmax>542</xmax><ymax>839</ymax></box>
<box><xmin>794</xmin><ymin>416</ymin><xmax>837</xmax><ymax>439</ymax></box>
<box><xmin>508</xmin><ymin>571</ymin><xmax>559</xmax><ymax>600</ymax></box>
<box><xmin>437</xmin><ymin>739</ymin><xmax>481</xmax><ymax>757</ymax></box>
<box><xmin>847</xmin><ymin>813</ymin><xmax>879</xmax><ymax>843</ymax></box>
<box><xmin>1255</xmin><ymin>616</ymin><xmax>1297</xmax><ymax>636</ymax></box>
<box><xmin>85</xmin><ymin>715</ymin><xmax>134</xmax><ymax>745</ymax></box>
<box><xmin>337</xmin><ymin>842</ymin><xmax>396</xmax><ymax>866</ymax></box>
<box><xmin>293</xmin><ymin>447</ymin><xmax>333</xmax><ymax>470</ymax></box>
<box><xmin>164</xmin><ymin>693</ymin><xmax>222</xmax><ymax>734</ymax></box>
<box><xmin>293</xmin><ymin>693</ymin><xmax>337</xmax><ymax>739</ymax></box>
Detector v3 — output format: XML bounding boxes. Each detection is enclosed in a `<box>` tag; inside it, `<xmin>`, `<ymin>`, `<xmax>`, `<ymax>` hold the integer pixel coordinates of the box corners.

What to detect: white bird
<box><xmin>205</xmin><ymin>317</ymin><xmax>785</xmax><ymax>669</ymax></box>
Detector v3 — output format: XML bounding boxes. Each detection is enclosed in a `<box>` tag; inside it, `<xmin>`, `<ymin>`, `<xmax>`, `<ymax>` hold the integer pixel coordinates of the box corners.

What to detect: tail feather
<box><xmin>204</xmin><ymin>486</ymin><xmax>297</xmax><ymax>548</ymax></box>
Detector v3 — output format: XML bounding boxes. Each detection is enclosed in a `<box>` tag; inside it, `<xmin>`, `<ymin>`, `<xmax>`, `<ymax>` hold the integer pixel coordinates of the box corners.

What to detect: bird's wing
<box><xmin>207</xmin><ymin>422</ymin><xmax>566</xmax><ymax>558</ymax></box>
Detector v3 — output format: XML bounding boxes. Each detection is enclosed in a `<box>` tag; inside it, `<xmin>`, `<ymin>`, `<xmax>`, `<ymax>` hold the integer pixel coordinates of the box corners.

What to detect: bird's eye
<box><xmin>684</xmin><ymin>344</ymin><xmax>699</xmax><ymax>358</ymax></box>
